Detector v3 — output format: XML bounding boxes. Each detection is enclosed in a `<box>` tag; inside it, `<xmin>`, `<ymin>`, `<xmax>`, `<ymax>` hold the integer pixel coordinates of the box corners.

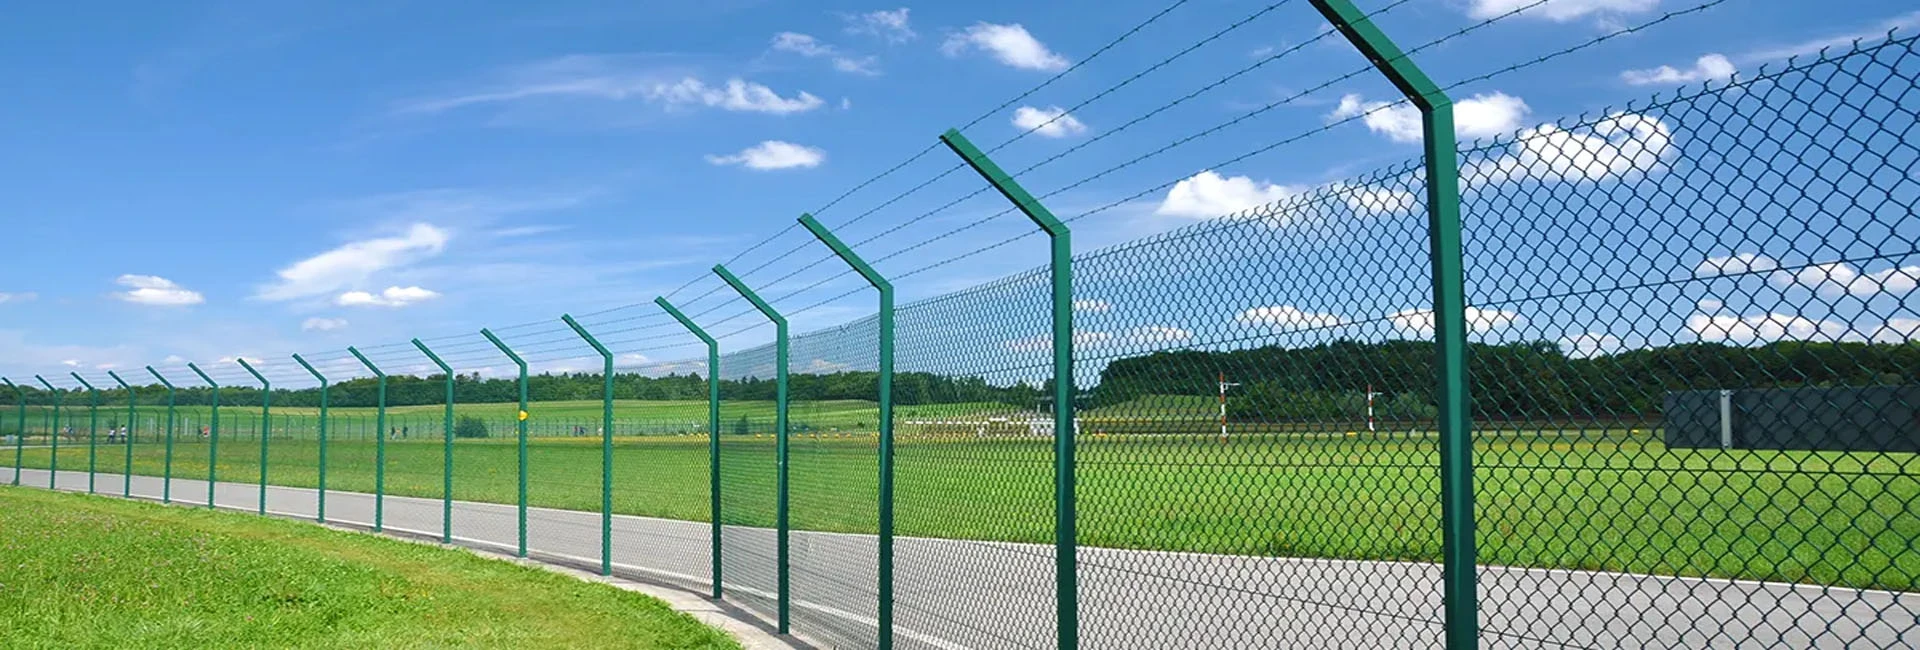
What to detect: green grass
<box><xmin>0</xmin><ymin>486</ymin><xmax>739</xmax><ymax>650</ymax></box>
<box><xmin>12</xmin><ymin>423</ymin><xmax>1918</xmax><ymax>594</ymax></box>
<box><xmin>3</xmin><ymin>399</ymin><xmax>1008</xmax><ymax>440</ymax></box>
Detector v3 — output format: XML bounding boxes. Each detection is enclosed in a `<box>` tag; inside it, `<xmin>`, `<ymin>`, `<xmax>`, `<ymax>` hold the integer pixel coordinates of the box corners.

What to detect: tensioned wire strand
<box><xmin>736</xmin><ymin>0</ymin><xmax>1733</xmax><ymax>329</ymax></box>
<box><xmin>726</xmin><ymin>0</ymin><xmax>1300</xmax><ymax>289</ymax></box>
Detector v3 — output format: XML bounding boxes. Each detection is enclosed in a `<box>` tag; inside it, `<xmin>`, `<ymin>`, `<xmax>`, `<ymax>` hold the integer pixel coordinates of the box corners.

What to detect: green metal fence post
<box><xmin>797</xmin><ymin>213</ymin><xmax>896</xmax><ymax>647</ymax></box>
<box><xmin>412</xmin><ymin>339</ymin><xmax>455</xmax><ymax>544</ymax></box>
<box><xmin>654</xmin><ymin>297</ymin><xmax>722</xmax><ymax>600</ymax></box>
<box><xmin>107</xmin><ymin>371</ymin><xmax>134</xmax><ymax>497</ymax></box>
<box><xmin>1307</xmin><ymin>2</ymin><xmax>1477</xmax><ymax>646</ymax></box>
<box><xmin>348</xmin><ymin>347</ymin><xmax>387</xmax><ymax>532</ymax></box>
<box><xmin>712</xmin><ymin>264</ymin><xmax>791</xmax><ymax>634</ymax></box>
<box><xmin>237</xmin><ymin>359</ymin><xmax>271</xmax><ymax>515</ymax></box>
<box><xmin>146</xmin><ymin>367</ymin><xmax>175</xmax><ymax>503</ymax></box>
<box><xmin>940</xmin><ymin>128</ymin><xmax>1078</xmax><ymax>649</ymax></box>
<box><xmin>187</xmin><ymin>363</ymin><xmax>220</xmax><ymax>509</ymax></box>
<box><xmin>292</xmin><ymin>354</ymin><xmax>328</xmax><ymax>523</ymax></box>
<box><xmin>561</xmin><ymin>314</ymin><xmax>615</xmax><ymax>577</ymax></box>
<box><xmin>34</xmin><ymin>375</ymin><xmax>63</xmax><ymax>490</ymax></box>
<box><xmin>480</xmin><ymin>329</ymin><xmax>529</xmax><ymax>558</ymax></box>
<box><xmin>70</xmin><ymin>374</ymin><xmax>99</xmax><ymax>494</ymax></box>
<box><xmin>4</xmin><ymin>378</ymin><xmax>23</xmax><ymax>486</ymax></box>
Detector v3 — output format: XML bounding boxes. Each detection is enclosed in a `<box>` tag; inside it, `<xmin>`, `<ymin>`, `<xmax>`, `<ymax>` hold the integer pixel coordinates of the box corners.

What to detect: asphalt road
<box><xmin>3</xmin><ymin>467</ymin><xmax>1913</xmax><ymax>649</ymax></box>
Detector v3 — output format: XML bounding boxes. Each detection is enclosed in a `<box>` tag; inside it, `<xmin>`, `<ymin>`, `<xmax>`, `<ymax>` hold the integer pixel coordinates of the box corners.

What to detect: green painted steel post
<box><xmin>4</xmin><ymin>379</ymin><xmax>23</xmax><ymax>486</ymax></box>
<box><xmin>481</xmin><ymin>329</ymin><xmax>529</xmax><ymax>558</ymax></box>
<box><xmin>237</xmin><ymin>359</ymin><xmax>271</xmax><ymax>515</ymax></box>
<box><xmin>412</xmin><ymin>339</ymin><xmax>456</xmax><ymax>544</ymax></box>
<box><xmin>655</xmin><ymin>297</ymin><xmax>722</xmax><ymax>600</ymax></box>
<box><xmin>146</xmin><ymin>367</ymin><xmax>176</xmax><ymax>503</ymax></box>
<box><xmin>348</xmin><ymin>347</ymin><xmax>388</xmax><ymax>532</ymax></box>
<box><xmin>34</xmin><ymin>376</ymin><xmax>62</xmax><ymax>490</ymax></box>
<box><xmin>1308</xmin><ymin>1</ymin><xmax>1477</xmax><ymax>646</ymax></box>
<box><xmin>71</xmin><ymin>374</ymin><xmax>99</xmax><ymax>494</ymax></box>
<box><xmin>107</xmin><ymin>372</ymin><xmax>134</xmax><ymax>497</ymax></box>
<box><xmin>187</xmin><ymin>363</ymin><xmax>219</xmax><ymax>509</ymax></box>
<box><xmin>797</xmin><ymin>213</ymin><xmax>896</xmax><ymax>647</ymax></box>
<box><xmin>292</xmin><ymin>354</ymin><xmax>328</xmax><ymax>523</ymax></box>
<box><xmin>941</xmin><ymin>128</ymin><xmax>1077</xmax><ymax>649</ymax></box>
<box><xmin>712</xmin><ymin>264</ymin><xmax>790</xmax><ymax>634</ymax></box>
<box><xmin>561</xmin><ymin>314</ymin><xmax>615</xmax><ymax>576</ymax></box>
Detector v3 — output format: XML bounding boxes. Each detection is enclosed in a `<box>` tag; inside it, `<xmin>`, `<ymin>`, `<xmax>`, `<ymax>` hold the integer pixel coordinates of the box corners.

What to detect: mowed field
<box><xmin>1</xmin><ymin>399</ymin><xmax>1010</xmax><ymax>440</ymax></box>
<box><xmin>11</xmin><ymin>417</ymin><xmax>1917</xmax><ymax>593</ymax></box>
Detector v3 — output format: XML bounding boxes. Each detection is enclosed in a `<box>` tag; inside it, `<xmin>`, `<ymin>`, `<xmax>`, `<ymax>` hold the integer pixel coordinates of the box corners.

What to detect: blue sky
<box><xmin>2</xmin><ymin>0</ymin><xmax>1917</xmax><ymax>388</ymax></box>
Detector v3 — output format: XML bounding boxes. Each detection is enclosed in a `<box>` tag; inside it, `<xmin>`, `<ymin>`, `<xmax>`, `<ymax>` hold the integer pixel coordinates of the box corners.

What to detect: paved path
<box><xmin>3</xmin><ymin>468</ymin><xmax>1913</xmax><ymax>649</ymax></box>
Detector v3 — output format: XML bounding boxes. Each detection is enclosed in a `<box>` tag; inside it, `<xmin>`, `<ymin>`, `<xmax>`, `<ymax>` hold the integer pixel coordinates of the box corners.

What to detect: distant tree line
<box><xmin>5</xmin><ymin>339</ymin><xmax>1914</xmax><ymax>422</ymax></box>
<box><xmin>1089</xmin><ymin>339</ymin><xmax>1920</xmax><ymax>421</ymax></box>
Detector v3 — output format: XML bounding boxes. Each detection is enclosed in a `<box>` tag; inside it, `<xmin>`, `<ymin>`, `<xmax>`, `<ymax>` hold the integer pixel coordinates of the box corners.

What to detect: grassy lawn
<box><xmin>0</xmin><ymin>486</ymin><xmax>739</xmax><ymax>650</ymax></box>
<box><xmin>2</xmin><ymin>399</ymin><xmax>1009</xmax><ymax>440</ymax></box>
<box><xmin>12</xmin><ymin>425</ymin><xmax>1918</xmax><ymax>594</ymax></box>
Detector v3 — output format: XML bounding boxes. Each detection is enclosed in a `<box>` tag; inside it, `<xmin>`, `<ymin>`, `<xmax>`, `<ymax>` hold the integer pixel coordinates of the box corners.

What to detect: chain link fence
<box><xmin>3</xmin><ymin>9</ymin><xmax>1918</xmax><ymax>650</ymax></box>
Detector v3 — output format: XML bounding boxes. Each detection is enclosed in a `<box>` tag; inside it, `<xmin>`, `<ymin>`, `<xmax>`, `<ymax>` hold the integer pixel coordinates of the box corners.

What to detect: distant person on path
<box><xmin>402</xmin><ymin>425</ymin><xmax>408</xmax><ymax>439</ymax></box>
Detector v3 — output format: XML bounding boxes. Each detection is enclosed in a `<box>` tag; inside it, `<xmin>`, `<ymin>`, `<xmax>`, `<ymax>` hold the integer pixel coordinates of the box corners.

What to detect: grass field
<box><xmin>10</xmin><ymin>423</ymin><xmax>1917</xmax><ymax>593</ymax></box>
<box><xmin>0</xmin><ymin>486</ymin><xmax>738</xmax><ymax>649</ymax></box>
<box><xmin>0</xmin><ymin>399</ymin><xmax>1014</xmax><ymax>440</ymax></box>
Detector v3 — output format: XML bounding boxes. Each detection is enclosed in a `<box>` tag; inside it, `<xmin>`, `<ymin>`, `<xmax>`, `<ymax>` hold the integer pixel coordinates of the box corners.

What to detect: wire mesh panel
<box><xmin>211</xmin><ymin>408</ymin><xmax>262</xmax><ymax>513</ymax></box>
<box><xmin>610</xmin><ymin>358</ymin><xmax>714</xmax><ymax>595</ymax></box>
<box><xmin>717</xmin><ymin>343</ymin><xmax>783</xmax><ymax>627</ymax></box>
<box><xmin>377</xmin><ymin>412</ymin><xmax>447</xmax><ymax>540</ymax></box>
<box><xmin>324</xmin><ymin>412</ymin><xmax>383</xmax><ymax>527</ymax></box>
<box><xmin>1462</xmin><ymin>36</ymin><xmax>1920</xmax><ymax>648</ymax></box>
<box><xmin>167</xmin><ymin>409</ymin><xmax>212</xmax><ymax>505</ymax></box>
<box><xmin>1064</xmin><ymin>165</ymin><xmax>1447</xmax><ymax>648</ymax></box>
<box><xmin>891</xmin><ymin>272</ymin><xmax>1059</xmax><ymax>650</ymax></box>
<box><xmin>787</xmin><ymin>319</ymin><xmax>883</xmax><ymax>649</ymax></box>
<box><xmin>523</xmin><ymin>400</ymin><xmax>607</xmax><ymax>568</ymax></box>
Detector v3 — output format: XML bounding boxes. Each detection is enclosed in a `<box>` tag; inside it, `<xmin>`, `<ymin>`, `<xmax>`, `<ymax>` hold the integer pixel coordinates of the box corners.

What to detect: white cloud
<box><xmin>301</xmin><ymin>317</ymin><xmax>349</xmax><ymax>332</ymax></box>
<box><xmin>115</xmin><ymin>274</ymin><xmax>205</xmax><ymax>306</ymax></box>
<box><xmin>1390</xmin><ymin>307</ymin><xmax>1524</xmax><ymax>336</ymax></box>
<box><xmin>845</xmin><ymin>8</ymin><xmax>915</xmax><ymax>43</ymax></box>
<box><xmin>1331</xmin><ymin>183</ymin><xmax>1420</xmax><ymax>216</ymax></box>
<box><xmin>1235</xmin><ymin>305</ymin><xmax>1345</xmax><ymax>330</ymax></box>
<box><xmin>1467</xmin><ymin>0</ymin><xmax>1658</xmax><ymax>23</ymax></box>
<box><xmin>335</xmin><ymin>286</ymin><xmax>441</xmax><ymax>308</ymax></box>
<box><xmin>1467</xmin><ymin>113</ymin><xmax>1673</xmax><ymax>184</ymax></box>
<box><xmin>1744</xmin><ymin>11</ymin><xmax>1920</xmax><ymax>62</ymax></box>
<box><xmin>1329</xmin><ymin>92</ymin><xmax>1530</xmax><ymax>144</ymax></box>
<box><xmin>771</xmin><ymin>32</ymin><xmax>880</xmax><ymax>76</ymax></box>
<box><xmin>1127</xmin><ymin>325</ymin><xmax>1193</xmax><ymax>344</ymax></box>
<box><xmin>1695</xmin><ymin>253</ymin><xmax>1779</xmax><ymax>277</ymax></box>
<box><xmin>1156</xmin><ymin>171</ymin><xmax>1301</xmax><ymax>219</ymax></box>
<box><xmin>647</xmin><ymin>78</ymin><xmax>825</xmax><ymax>114</ymax></box>
<box><xmin>705</xmin><ymin>141</ymin><xmax>826</xmax><ymax>170</ymax></box>
<box><xmin>62</xmin><ymin>359</ymin><xmax>80</xmax><ymax>367</ymax></box>
<box><xmin>1011</xmin><ymin>106</ymin><xmax>1088</xmax><ymax>138</ymax></box>
<box><xmin>1073</xmin><ymin>299</ymin><xmax>1112</xmax><ymax>313</ymax></box>
<box><xmin>257</xmin><ymin>223</ymin><xmax>449</xmax><ymax>301</ymax></box>
<box><xmin>0</xmin><ymin>292</ymin><xmax>36</xmax><ymax>304</ymax></box>
<box><xmin>163</xmin><ymin>355</ymin><xmax>187</xmax><ymax>365</ymax></box>
<box><xmin>1870</xmin><ymin>317</ymin><xmax>1920</xmax><ymax>344</ymax></box>
<box><xmin>396</xmin><ymin>54</ymin><xmax>823</xmax><ymax>117</ymax></box>
<box><xmin>942</xmin><ymin>23</ymin><xmax>1069</xmax><ymax>72</ymax></box>
<box><xmin>1559</xmin><ymin>332</ymin><xmax>1625</xmax><ymax>359</ymax></box>
<box><xmin>1770</xmin><ymin>262</ymin><xmax>1920</xmax><ymax>297</ymax></box>
<box><xmin>216</xmin><ymin>356</ymin><xmax>265</xmax><ymax>366</ymax></box>
<box><xmin>772</xmin><ymin>32</ymin><xmax>833</xmax><ymax>57</ymax></box>
<box><xmin>1686</xmin><ymin>308</ymin><xmax>1849</xmax><ymax>345</ymax></box>
<box><xmin>1621</xmin><ymin>54</ymin><xmax>1736</xmax><ymax>86</ymax></box>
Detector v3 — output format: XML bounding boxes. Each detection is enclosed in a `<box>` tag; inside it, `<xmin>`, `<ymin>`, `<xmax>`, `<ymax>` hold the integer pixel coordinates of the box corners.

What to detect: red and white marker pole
<box><xmin>1218</xmin><ymin>372</ymin><xmax>1240</xmax><ymax>443</ymax></box>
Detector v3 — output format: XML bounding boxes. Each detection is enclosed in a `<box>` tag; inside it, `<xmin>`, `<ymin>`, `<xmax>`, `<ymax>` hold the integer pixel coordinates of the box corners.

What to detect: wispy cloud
<box><xmin>336</xmin><ymin>286</ymin><xmax>440</xmax><ymax>308</ymax></box>
<box><xmin>770</xmin><ymin>32</ymin><xmax>879</xmax><ymax>75</ymax></box>
<box><xmin>396</xmin><ymin>54</ymin><xmax>823</xmax><ymax>116</ymax></box>
<box><xmin>301</xmin><ymin>317</ymin><xmax>349</xmax><ymax>331</ymax></box>
<box><xmin>705</xmin><ymin>141</ymin><xmax>826</xmax><ymax>170</ymax></box>
<box><xmin>0</xmin><ymin>292</ymin><xmax>37</xmax><ymax>305</ymax></box>
<box><xmin>844</xmin><ymin>8</ymin><xmax>915</xmax><ymax>43</ymax></box>
<box><xmin>942</xmin><ymin>23</ymin><xmax>1069</xmax><ymax>72</ymax></box>
<box><xmin>1011</xmin><ymin>106</ymin><xmax>1088</xmax><ymax>138</ymax></box>
<box><xmin>1622</xmin><ymin>54</ymin><xmax>1737</xmax><ymax>86</ymax></box>
<box><xmin>257</xmin><ymin>224</ymin><xmax>450</xmax><ymax>302</ymax></box>
<box><xmin>115</xmin><ymin>275</ymin><xmax>205</xmax><ymax>306</ymax></box>
<box><xmin>1743</xmin><ymin>11</ymin><xmax>1920</xmax><ymax>62</ymax></box>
